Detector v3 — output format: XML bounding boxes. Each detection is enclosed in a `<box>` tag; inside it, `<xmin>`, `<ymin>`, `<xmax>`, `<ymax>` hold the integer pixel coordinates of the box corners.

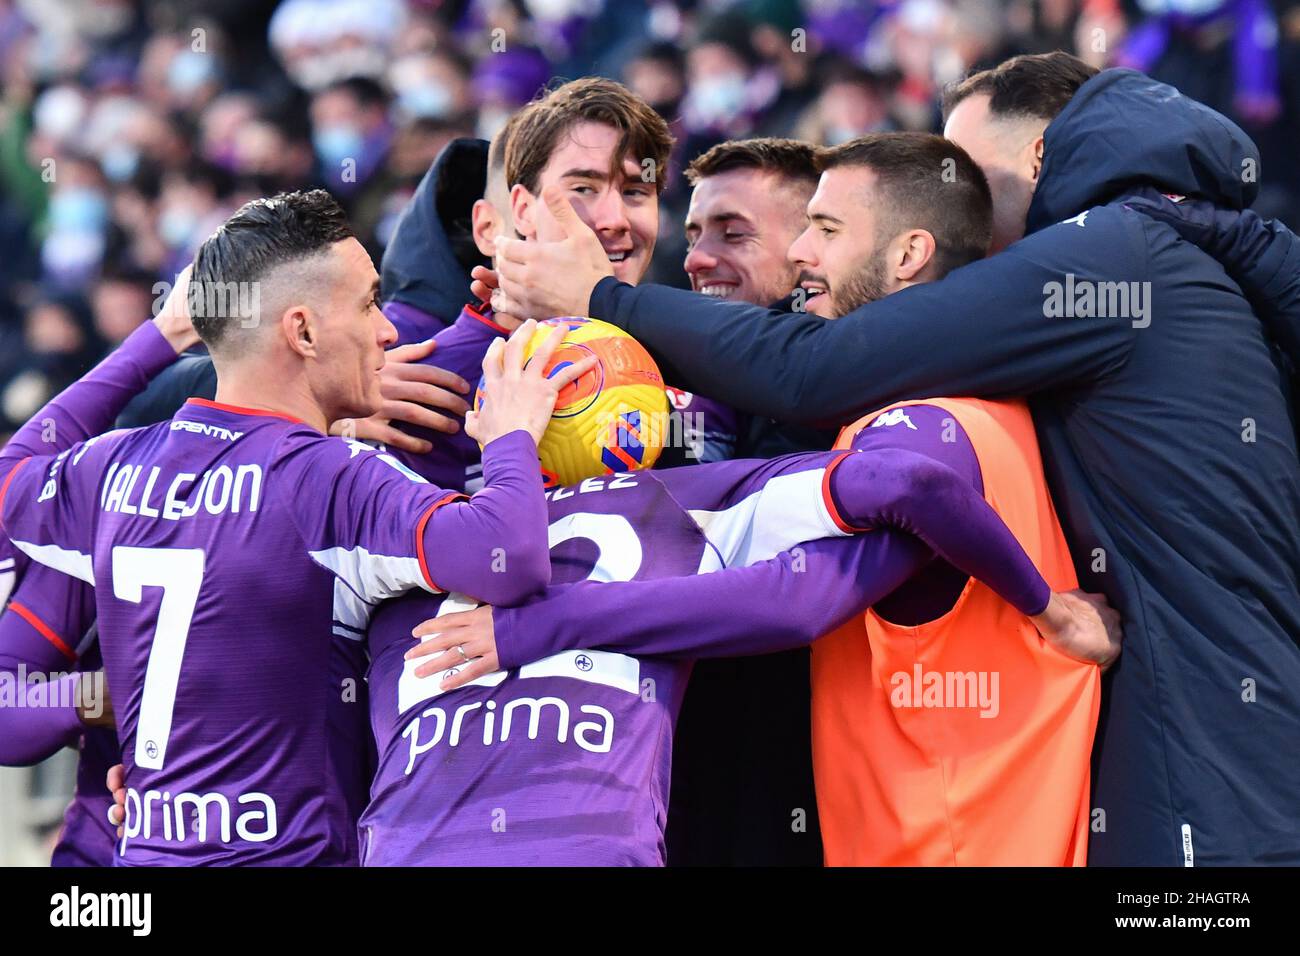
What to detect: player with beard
<box><xmin>788</xmin><ymin>133</ymin><xmax>1102</xmax><ymax>864</ymax></box>
<box><xmin>478</xmin><ymin>132</ymin><xmax>1111</xmax><ymax>865</ymax></box>
<box><xmin>363</xmin><ymin>138</ymin><xmax>1115</xmax><ymax>866</ymax></box>
<box><xmin>491</xmin><ymin>55</ymin><xmax>1300</xmax><ymax>865</ymax></box>
<box><xmin>786</xmin><ymin>139</ymin><xmax>986</xmax><ymax>320</ymax></box>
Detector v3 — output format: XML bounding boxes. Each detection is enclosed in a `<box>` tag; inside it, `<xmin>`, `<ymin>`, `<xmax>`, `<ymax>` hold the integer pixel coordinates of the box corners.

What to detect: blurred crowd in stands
<box><xmin>3</xmin><ymin>0</ymin><xmax>1300</xmax><ymax>436</ymax></box>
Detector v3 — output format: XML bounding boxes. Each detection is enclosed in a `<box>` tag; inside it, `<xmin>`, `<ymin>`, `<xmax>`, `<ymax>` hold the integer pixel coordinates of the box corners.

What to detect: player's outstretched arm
<box><xmin>574</xmin><ymin>222</ymin><xmax>1136</xmax><ymax>426</ymax></box>
<box><xmin>409</xmin><ymin>447</ymin><xmax>1121</xmax><ymax>679</ymax></box>
<box><xmin>829</xmin><ymin>445</ymin><xmax>1120</xmax><ymax>664</ymax></box>
<box><xmin>412</xmin><ymin>524</ymin><xmax>1117</xmax><ymax>686</ymax></box>
<box><xmin>0</xmin><ymin>266</ymin><xmax>197</xmax><ymax>480</ymax></box>
<box><xmin>826</xmin><ymin>447</ymin><xmax>1050</xmax><ymax>615</ymax></box>
<box><xmin>409</xmin><ymin>532</ymin><xmax>933</xmax><ymax>683</ymax></box>
<box><xmin>0</xmin><ymin>664</ymin><xmax>84</xmax><ymax>765</ymax></box>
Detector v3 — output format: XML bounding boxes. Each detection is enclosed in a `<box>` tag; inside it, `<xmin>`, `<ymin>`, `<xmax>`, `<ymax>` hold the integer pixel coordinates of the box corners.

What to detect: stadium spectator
<box><xmin>88</xmin><ymin>262</ymin><xmax>152</xmax><ymax>349</ymax></box>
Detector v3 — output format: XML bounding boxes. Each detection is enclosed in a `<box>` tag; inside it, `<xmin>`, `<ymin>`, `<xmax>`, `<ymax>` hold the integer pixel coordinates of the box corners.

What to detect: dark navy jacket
<box><xmin>586</xmin><ymin>69</ymin><xmax>1300</xmax><ymax>865</ymax></box>
<box><xmin>379</xmin><ymin>137</ymin><xmax>490</xmax><ymax>333</ymax></box>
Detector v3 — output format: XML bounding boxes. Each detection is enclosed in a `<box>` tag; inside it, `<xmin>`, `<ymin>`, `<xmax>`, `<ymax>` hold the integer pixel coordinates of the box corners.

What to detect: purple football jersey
<box><xmin>382</xmin><ymin>300</ymin><xmax>446</xmax><ymax>346</ymax></box>
<box><xmin>0</xmin><ymin>538</ymin><xmax>17</xmax><ymax>610</ymax></box>
<box><xmin>360</xmin><ymin>455</ymin><xmax>860</xmax><ymax>866</ymax></box>
<box><xmin>360</xmin><ymin>414</ymin><xmax>1054</xmax><ymax>866</ymax></box>
<box><xmin>659</xmin><ymin>386</ymin><xmax>741</xmax><ymax>466</ymax></box>
<box><xmin>1</xmin><ymin>394</ymin><xmax>549</xmax><ymax>866</ymax></box>
<box><xmin>0</xmin><ymin>320</ymin><xmax>187</xmax><ymax>866</ymax></box>
<box><xmin>0</xmin><ymin>561</ymin><xmax>115</xmax><ymax>866</ymax></box>
<box><xmin>388</xmin><ymin>303</ymin><xmax>509</xmax><ymax>492</ymax></box>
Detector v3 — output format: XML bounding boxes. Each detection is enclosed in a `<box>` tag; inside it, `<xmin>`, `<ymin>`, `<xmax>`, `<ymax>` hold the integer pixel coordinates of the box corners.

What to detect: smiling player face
<box><xmin>683</xmin><ymin>167</ymin><xmax>809</xmax><ymax>307</ymax></box>
<box><xmin>513</xmin><ymin>120</ymin><xmax>658</xmax><ymax>285</ymax></box>
<box><xmin>786</xmin><ymin>166</ymin><xmax>892</xmax><ymax>319</ymax></box>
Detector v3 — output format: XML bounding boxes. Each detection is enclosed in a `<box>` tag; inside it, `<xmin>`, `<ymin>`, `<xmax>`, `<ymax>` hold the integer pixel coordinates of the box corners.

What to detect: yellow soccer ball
<box><xmin>475</xmin><ymin>318</ymin><xmax>669</xmax><ymax>487</ymax></box>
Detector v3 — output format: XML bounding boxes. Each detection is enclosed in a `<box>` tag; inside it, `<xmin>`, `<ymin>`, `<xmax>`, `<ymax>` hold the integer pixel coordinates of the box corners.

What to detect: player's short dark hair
<box><xmin>818</xmin><ymin>132</ymin><xmax>992</xmax><ymax>276</ymax></box>
<box><xmin>506</xmin><ymin>77</ymin><xmax>674</xmax><ymax>196</ymax></box>
<box><xmin>683</xmin><ymin>137</ymin><xmax>820</xmax><ymax>190</ymax></box>
<box><xmin>189</xmin><ymin>189</ymin><xmax>353</xmax><ymax>351</ymax></box>
<box><xmin>941</xmin><ymin>51</ymin><xmax>1098</xmax><ymax>125</ymax></box>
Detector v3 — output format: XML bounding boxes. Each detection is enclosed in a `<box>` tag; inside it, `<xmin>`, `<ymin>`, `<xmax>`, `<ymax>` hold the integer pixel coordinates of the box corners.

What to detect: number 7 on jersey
<box><xmin>112</xmin><ymin>546</ymin><xmax>206</xmax><ymax>770</ymax></box>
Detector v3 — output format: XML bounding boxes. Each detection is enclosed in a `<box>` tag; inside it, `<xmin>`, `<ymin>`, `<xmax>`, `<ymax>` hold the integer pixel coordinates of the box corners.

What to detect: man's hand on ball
<box><xmin>330</xmin><ymin>339</ymin><xmax>470</xmax><ymax>453</ymax></box>
<box><xmin>465</xmin><ymin>319</ymin><xmax>596</xmax><ymax>447</ymax></box>
<box><xmin>491</xmin><ymin>185</ymin><xmax>614</xmax><ymax>319</ymax></box>
<box><xmin>405</xmin><ymin>605</ymin><xmax>499</xmax><ymax>689</ymax></box>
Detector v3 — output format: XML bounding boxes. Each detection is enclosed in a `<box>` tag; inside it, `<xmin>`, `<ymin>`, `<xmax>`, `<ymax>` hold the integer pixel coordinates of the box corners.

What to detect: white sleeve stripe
<box><xmin>309</xmin><ymin>545</ymin><xmax>429</xmax><ymax>599</ymax></box>
<box><xmin>310</xmin><ymin>545</ymin><xmax>433</xmax><ymax>633</ymax></box>
<box><xmin>688</xmin><ymin>467</ymin><xmax>848</xmax><ymax>569</ymax></box>
<box><xmin>333</xmin><ymin>569</ymin><xmax>378</xmax><ymax>608</ymax></box>
<box><xmin>11</xmin><ymin>540</ymin><xmax>95</xmax><ymax>585</ymax></box>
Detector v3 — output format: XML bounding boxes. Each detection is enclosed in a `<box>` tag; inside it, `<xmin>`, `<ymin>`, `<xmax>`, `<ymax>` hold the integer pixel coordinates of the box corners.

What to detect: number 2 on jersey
<box><xmin>111</xmin><ymin>546</ymin><xmax>205</xmax><ymax>771</ymax></box>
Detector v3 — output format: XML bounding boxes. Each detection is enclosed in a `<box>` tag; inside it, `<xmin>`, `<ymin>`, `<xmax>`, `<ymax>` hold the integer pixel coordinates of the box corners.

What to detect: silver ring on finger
<box><xmin>455</xmin><ymin>645</ymin><xmax>470</xmax><ymax>662</ymax></box>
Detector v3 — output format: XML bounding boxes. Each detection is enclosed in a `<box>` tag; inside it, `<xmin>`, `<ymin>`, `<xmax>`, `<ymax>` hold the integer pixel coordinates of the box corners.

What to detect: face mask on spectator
<box><xmin>101</xmin><ymin>143</ymin><xmax>140</xmax><ymax>182</ymax></box>
<box><xmin>323</xmin><ymin>47</ymin><xmax>388</xmax><ymax>84</ymax></box>
<box><xmin>159</xmin><ymin>204</ymin><xmax>199</xmax><ymax>248</ymax></box>
<box><xmin>206</xmin><ymin>139</ymin><xmax>241</xmax><ymax>173</ymax></box>
<box><xmin>43</xmin><ymin>239</ymin><xmax>105</xmax><ymax>284</ymax></box>
<box><xmin>687</xmin><ymin>73</ymin><xmax>748</xmax><ymax>126</ymax></box>
<box><xmin>1137</xmin><ymin>0</ymin><xmax>1225</xmax><ymax>15</ymax></box>
<box><xmin>168</xmin><ymin>51</ymin><xmax>218</xmax><ymax>98</ymax></box>
<box><xmin>313</xmin><ymin>124</ymin><xmax>366</xmax><ymax>169</ymax></box>
<box><xmin>34</xmin><ymin>86</ymin><xmax>87</xmax><ymax>141</ymax></box>
<box><xmin>524</xmin><ymin>0</ymin><xmax>590</xmax><ymax>21</ymax></box>
<box><xmin>49</xmin><ymin>188</ymin><xmax>109</xmax><ymax>234</ymax></box>
<box><xmin>476</xmin><ymin>108</ymin><xmax>512</xmax><ymax>141</ymax></box>
<box><xmin>398</xmin><ymin>84</ymin><xmax>454</xmax><ymax>120</ymax></box>
<box><xmin>825</xmin><ymin>125</ymin><xmax>859</xmax><ymax>146</ymax></box>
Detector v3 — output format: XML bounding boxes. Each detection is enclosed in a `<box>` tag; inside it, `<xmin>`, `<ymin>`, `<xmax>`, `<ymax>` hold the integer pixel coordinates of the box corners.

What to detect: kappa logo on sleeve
<box><xmin>871</xmin><ymin>409</ymin><xmax>917</xmax><ymax>431</ymax></box>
